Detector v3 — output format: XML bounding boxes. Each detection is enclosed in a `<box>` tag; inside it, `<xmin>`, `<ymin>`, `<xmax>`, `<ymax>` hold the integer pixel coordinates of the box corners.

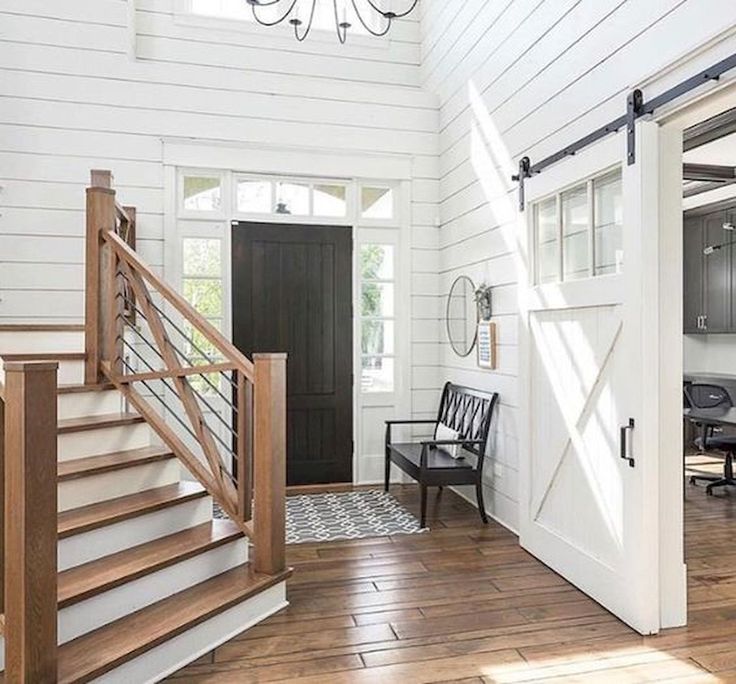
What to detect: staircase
<box><xmin>0</xmin><ymin>171</ymin><xmax>289</xmax><ymax>682</ymax></box>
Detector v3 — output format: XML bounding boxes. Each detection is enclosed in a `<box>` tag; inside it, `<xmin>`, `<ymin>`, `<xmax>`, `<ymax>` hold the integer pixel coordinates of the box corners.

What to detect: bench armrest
<box><xmin>385</xmin><ymin>419</ymin><xmax>437</xmax><ymax>448</ymax></box>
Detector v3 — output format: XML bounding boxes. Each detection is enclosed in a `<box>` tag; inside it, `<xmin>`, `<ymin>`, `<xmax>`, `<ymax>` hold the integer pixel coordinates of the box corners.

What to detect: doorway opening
<box><xmin>232</xmin><ymin>221</ymin><xmax>353</xmax><ymax>486</ymax></box>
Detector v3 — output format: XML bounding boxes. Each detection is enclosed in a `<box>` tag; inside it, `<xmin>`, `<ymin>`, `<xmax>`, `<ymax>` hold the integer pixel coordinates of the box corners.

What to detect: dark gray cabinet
<box><xmin>684</xmin><ymin>204</ymin><xmax>736</xmax><ymax>334</ymax></box>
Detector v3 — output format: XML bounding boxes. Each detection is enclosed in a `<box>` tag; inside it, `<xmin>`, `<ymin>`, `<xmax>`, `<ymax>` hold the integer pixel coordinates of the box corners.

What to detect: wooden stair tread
<box><xmin>58</xmin><ymin>520</ymin><xmax>242</xmax><ymax>609</ymax></box>
<box><xmin>58</xmin><ymin>447</ymin><xmax>175</xmax><ymax>481</ymax></box>
<box><xmin>58</xmin><ymin>382</ymin><xmax>115</xmax><ymax>395</ymax></box>
<box><xmin>58</xmin><ymin>412</ymin><xmax>144</xmax><ymax>434</ymax></box>
<box><xmin>57</xmin><ymin>565</ymin><xmax>289</xmax><ymax>684</ymax></box>
<box><xmin>58</xmin><ymin>482</ymin><xmax>208</xmax><ymax>539</ymax></box>
<box><xmin>0</xmin><ymin>351</ymin><xmax>86</xmax><ymax>361</ymax></box>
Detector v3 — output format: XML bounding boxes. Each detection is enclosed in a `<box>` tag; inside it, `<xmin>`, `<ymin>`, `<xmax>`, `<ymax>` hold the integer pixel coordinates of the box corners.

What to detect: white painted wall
<box><xmin>0</xmin><ymin>0</ymin><xmax>442</xmax><ymax>440</ymax></box>
<box><xmin>420</xmin><ymin>0</ymin><xmax>736</xmax><ymax>532</ymax></box>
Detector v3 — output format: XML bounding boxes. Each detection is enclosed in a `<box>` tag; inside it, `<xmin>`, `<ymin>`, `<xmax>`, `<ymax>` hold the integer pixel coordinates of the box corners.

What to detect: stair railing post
<box><xmin>3</xmin><ymin>361</ymin><xmax>58</xmax><ymax>683</ymax></box>
<box><xmin>252</xmin><ymin>353</ymin><xmax>287</xmax><ymax>575</ymax></box>
<box><xmin>236</xmin><ymin>371</ymin><xmax>253</xmax><ymax>523</ymax></box>
<box><xmin>85</xmin><ymin>169</ymin><xmax>117</xmax><ymax>384</ymax></box>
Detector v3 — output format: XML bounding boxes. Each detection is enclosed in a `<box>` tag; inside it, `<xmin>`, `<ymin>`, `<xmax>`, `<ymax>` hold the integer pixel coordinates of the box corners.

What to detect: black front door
<box><xmin>232</xmin><ymin>222</ymin><xmax>353</xmax><ymax>485</ymax></box>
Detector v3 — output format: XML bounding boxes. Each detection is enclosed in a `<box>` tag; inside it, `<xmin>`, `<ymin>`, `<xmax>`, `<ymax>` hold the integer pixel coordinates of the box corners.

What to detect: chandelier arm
<box><xmin>350</xmin><ymin>0</ymin><xmax>392</xmax><ymax>36</ymax></box>
<box><xmin>294</xmin><ymin>0</ymin><xmax>317</xmax><ymax>41</ymax></box>
<box><xmin>333</xmin><ymin>0</ymin><xmax>348</xmax><ymax>44</ymax></box>
<box><xmin>250</xmin><ymin>0</ymin><xmax>299</xmax><ymax>27</ymax></box>
<box><xmin>363</xmin><ymin>0</ymin><xmax>419</xmax><ymax>19</ymax></box>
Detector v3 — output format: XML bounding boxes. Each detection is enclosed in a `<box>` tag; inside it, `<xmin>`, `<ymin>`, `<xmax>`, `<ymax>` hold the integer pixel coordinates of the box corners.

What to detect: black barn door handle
<box><xmin>619</xmin><ymin>418</ymin><xmax>635</xmax><ymax>468</ymax></box>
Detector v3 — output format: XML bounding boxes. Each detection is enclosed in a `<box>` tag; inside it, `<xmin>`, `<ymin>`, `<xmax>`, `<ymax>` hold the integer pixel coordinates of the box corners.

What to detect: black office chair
<box><xmin>684</xmin><ymin>383</ymin><xmax>736</xmax><ymax>494</ymax></box>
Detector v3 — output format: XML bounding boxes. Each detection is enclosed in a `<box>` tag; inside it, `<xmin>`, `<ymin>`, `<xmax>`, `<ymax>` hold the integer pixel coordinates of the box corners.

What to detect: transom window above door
<box><xmin>235</xmin><ymin>176</ymin><xmax>348</xmax><ymax>218</ymax></box>
<box><xmin>533</xmin><ymin>168</ymin><xmax>623</xmax><ymax>285</ymax></box>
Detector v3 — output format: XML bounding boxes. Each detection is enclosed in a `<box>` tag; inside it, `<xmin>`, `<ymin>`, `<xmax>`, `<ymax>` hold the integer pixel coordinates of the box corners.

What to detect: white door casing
<box><xmin>518</xmin><ymin>122</ymin><xmax>669</xmax><ymax>635</ymax></box>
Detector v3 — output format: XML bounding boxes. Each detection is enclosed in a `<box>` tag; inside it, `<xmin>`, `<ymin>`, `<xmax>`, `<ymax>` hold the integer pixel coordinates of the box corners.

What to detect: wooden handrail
<box><xmin>3</xmin><ymin>361</ymin><xmax>58</xmax><ymax>682</ymax></box>
<box><xmin>103</xmin><ymin>231</ymin><xmax>255</xmax><ymax>382</ymax></box>
<box><xmin>85</xmin><ymin>170</ymin><xmax>286</xmax><ymax>578</ymax></box>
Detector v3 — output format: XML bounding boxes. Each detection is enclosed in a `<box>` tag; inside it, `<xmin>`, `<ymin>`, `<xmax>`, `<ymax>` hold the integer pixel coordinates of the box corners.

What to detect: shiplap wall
<box><xmin>420</xmin><ymin>0</ymin><xmax>736</xmax><ymax>531</ymax></box>
<box><xmin>0</xmin><ymin>0</ymin><xmax>442</xmax><ymax>430</ymax></box>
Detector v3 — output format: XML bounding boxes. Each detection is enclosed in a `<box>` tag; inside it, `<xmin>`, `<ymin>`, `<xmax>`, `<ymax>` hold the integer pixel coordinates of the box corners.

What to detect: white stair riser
<box><xmin>0</xmin><ymin>331</ymin><xmax>83</xmax><ymax>353</ymax></box>
<box><xmin>59</xmin><ymin>538</ymin><xmax>248</xmax><ymax>644</ymax></box>
<box><xmin>58</xmin><ymin>390</ymin><xmax>122</xmax><ymax>420</ymax></box>
<box><xmin>58</xmin><ymin>496</ymin><xmax>213</xmax><ymax>571</ymax></box>
<box><xmin>56</xmin><ymin>360</ymin><xmax>85</xmax><ymax>385</ymax></box>
<box><xmin>90</xmin><ymin>582</ymin><xmax>287</xmax><ymax>684</ymax></box>
<box><xmin>58</xmin><ymin>423</ymin><xmax>150</xmax><ymax>461</ymax></box>
<box><xmin>58</xmin><ymin>460</ymin><xmax>180</xmax><ymax>512</ymax></box>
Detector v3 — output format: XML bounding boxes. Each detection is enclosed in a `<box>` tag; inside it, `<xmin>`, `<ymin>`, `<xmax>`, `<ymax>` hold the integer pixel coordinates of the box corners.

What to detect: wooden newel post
<box><xmin>253</xmin><ymin>353</ymin><xmax>287</xmax><ymax>575</ymax></box>
<box><xmin>85</xmin><ymin>169</ymin><xmax>117</xmax><ymax>384</ymax></box>
<box><xmin>4</xmin><ymin>361</ymin><xmax>58</xmax><ymax>683</ymax></box>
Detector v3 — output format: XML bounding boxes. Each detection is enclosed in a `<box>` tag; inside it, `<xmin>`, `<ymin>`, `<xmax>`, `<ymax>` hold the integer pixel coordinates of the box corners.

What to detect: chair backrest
<box><xmin>684</xmin><ymin>383</ymin><xmax>733</xmax><ymax>409</ymax></box>
<box><xmin>434</xmin><ymin>382</ymin><xmax>499</xmax><ymax>460</ymax></box>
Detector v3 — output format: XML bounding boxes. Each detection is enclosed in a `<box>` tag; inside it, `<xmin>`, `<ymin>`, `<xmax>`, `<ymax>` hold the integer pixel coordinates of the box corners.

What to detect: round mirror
<box><xmin>446</xmin><ymin>275</ymin><xmax>477</xmax><ymax>357</ymax></box>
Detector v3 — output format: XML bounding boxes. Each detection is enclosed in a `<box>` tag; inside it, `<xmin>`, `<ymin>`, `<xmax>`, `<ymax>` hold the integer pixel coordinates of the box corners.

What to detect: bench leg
<box><xmin>476</xmin><ymin>479</ymin><xmax>488</xmax><ymax>524</ymax></box>
<box><xmin>384</xmin><ymin>453</ymin><xmax>390</xmax><ymax>493</ymax></box>
<box><xmin>420</xmin><ymin>484</ymin><xmax>428</xmax><ymax>528</ymax></box>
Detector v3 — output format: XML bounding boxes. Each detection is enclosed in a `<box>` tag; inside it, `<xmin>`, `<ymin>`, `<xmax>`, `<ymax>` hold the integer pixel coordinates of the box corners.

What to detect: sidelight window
<box><xmin>360</xmin><ymin>244</ymin><xmax>395</xmax><ymax>393</ymax></box>
<box><xmin>181</xmin><ymin>237</ymin><xmax>224</xmax><ymax>394</ymax></box>
<box><xmin>533</xmin><ymin>168</ymin><xmax>623</xmax><ymax>284</ymax></box>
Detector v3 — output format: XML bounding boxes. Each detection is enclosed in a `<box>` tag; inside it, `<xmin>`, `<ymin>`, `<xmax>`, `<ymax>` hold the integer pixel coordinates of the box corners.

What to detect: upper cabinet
<box><xmin>684</xmin><ymin>204</ymin><xmax>735</xmax><ymax>334</ymax></box>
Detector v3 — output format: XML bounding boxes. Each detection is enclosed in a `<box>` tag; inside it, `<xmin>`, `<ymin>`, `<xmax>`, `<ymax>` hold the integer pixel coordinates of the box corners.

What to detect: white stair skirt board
<box><xmin>59</xmin><ymin>539</ymin><xmax>248</xmax><ymax>644</ymax></box>
<box><xmin>58</xmin><ymin>423</ymin><xmax>150</xmax><ymax>461</ymax></box>
<box><xmin>58</xmin><ymin>389</ymin><xmax>122</xmax><ymax>420</ymax></box>
<box><xmin>58</xmin><ymin>460</ymin><xmax>180</xmax><ymax>512</ymax></box>
<box><xmin>59</xmin><ymin>496</ymin><xmax>213</xmax><ymax>571</ymax></box>
<box><xmin>89</xmin><ymin>582</ymin><xmax>287</xmax><ymax>684</ymax></box>
<box><xmin>0</xmin><ymin>331</ymin><xmax>84</xmax><ymax>354</ymax></box>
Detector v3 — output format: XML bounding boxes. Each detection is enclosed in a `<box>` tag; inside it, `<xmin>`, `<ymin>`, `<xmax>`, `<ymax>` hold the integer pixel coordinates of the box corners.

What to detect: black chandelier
<box><xmin>246</xmin><ymin>0</ymin><xmax>419</xmax><ymax>43</ymax></box>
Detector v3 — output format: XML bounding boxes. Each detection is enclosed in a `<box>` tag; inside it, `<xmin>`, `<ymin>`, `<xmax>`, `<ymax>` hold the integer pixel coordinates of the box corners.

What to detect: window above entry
<box><xmin>186</xmin><ymin>0</ymin><xmax>382</xmax><ymax>39</ymax></box>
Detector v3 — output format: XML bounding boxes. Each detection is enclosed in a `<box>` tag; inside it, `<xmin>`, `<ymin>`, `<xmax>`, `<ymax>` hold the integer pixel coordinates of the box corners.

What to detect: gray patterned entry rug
<box><xmin>285</xmin><ymin>489</ymin><xmax>425</xmax><ymax>544</ymax></box>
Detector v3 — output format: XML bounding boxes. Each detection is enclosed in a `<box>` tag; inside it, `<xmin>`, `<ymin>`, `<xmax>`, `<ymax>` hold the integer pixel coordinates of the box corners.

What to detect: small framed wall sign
<box><xmin>476</xmin><ymin>320</ymin><xmax>497</xmax><ymax>369</ymax></box>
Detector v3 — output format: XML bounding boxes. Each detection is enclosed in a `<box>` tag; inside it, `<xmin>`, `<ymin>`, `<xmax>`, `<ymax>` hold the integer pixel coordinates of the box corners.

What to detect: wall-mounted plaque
<box><xmin>476</xmin><ymin>320</ymin><xmax>496</xmax><ymax>369</ymax></box>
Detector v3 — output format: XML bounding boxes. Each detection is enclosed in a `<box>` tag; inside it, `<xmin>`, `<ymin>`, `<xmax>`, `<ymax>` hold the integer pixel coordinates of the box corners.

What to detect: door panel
<box><xmin>683</xmin><ymin>216</ymin><xmax>704</xmax><ymax>333</ymax></box>
<box><xmin>232</xmin><ymin>222</ymin><xmax>353</xmax><ymax>485</ymax></box>
<box><xmin>519</xmin><ymin>124</ymin><xmax>673</xmax><ymax>635</ymax></box>
<box><xmin>704</xmin><ymin>212</ymin><xmax>731</xmax><ymax>332</ymax></box>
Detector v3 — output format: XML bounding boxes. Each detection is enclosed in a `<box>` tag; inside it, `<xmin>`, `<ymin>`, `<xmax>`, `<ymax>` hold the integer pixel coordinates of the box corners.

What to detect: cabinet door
<box><xmin>703</xmin><ymin>212</ymin><xmax>731</xmax><ymax>332</ymax></box>
<box><xmin>683</xmin><ymin>216</ymin><xmax>704</xmax><ymax>333</ymax></box>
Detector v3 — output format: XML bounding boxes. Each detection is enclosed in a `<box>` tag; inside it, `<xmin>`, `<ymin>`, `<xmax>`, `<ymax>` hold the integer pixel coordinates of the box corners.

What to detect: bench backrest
<box><xmin>435</xmin><ymin>382</ymin><xmax>499</xmax><ymax>460</ymax></box>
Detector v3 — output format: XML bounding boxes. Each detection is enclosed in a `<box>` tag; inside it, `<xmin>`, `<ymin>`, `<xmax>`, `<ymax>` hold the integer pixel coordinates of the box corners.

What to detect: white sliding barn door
<box><xmin>519</xmin><ymin>122</ymin><xmax>668</xmax><ymax>635</ymax></box>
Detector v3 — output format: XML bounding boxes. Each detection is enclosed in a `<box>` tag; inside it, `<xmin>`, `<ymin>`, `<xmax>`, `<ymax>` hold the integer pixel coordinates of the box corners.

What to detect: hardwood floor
<box><xmin>168</xmin><ymin>483</ymin><xmax>736</xmax><ymax>683</ymax></box>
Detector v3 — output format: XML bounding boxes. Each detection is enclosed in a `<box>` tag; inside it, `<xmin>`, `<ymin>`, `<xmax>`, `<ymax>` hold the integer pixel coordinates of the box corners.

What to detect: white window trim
<box><xmin>164</xmin><ymin>142</ymin><xmax>411</xmax><ymax>485</ymax></box>
<box><xmin>173</xmin><ymin>0</ymin><xmax>393</xmax><ymax>51</ymax></box>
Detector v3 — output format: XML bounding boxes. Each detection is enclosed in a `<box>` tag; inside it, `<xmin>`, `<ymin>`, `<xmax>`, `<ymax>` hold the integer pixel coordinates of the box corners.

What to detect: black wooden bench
<box><xmin>384</xmin><ymin>382</ymin><xmax>499</xmax><ymax>527</ymax></box>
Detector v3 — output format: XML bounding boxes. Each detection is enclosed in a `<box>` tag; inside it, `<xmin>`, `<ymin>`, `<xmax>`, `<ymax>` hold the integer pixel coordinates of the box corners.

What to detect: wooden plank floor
<box><xmin>168</xmin><ymin>483</ymin><xmax>736</xmax><ymax>683</ymax></box>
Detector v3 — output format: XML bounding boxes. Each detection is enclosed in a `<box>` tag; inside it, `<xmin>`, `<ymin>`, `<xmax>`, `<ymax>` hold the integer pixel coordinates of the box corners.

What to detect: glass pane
<box><xmin>361</xmin><ymin>186</ymin><xmax>394</xmax><ymax>220</ymax></box>
<box><xmin>361</xmin><ymin>244</ymin><xmax>394</xmax><ymax>280</ymax></box>
<box><xmin>182</xmin><ymin>238</ymin><xmax>221</xmax><ymax>277</ymax></box>
<box><xmin>362</xmin><ymin>282</ymin><xmax>394</xmax><ymax>317</ymax></box>
<box><xmin>182</xmin><ymin>322</ymin><xmax>221</xmax><ymax>361</ymax></box>
<box><xmin>361</xmin><ymin>356</ymin><xmax>394</xmax><ymax>393</ymax></box>
<box><xmin>594</xmin><ymin>170</ymin><xmax>623</xmax><ymax>275</ymax></box>
<box><xmin>275</xmin><ymin>181</ymin><xmax>309</xmax><ymax>215</ymax></box>
<box><xmin>183</xmin><ymin>176</ymin><xmax>221</xmax><ymax>212</ymax></box>
<box><xmin>183</xmin><ymin>279</ymin><xmax>222</xmax><ymax>317</ymax></box>
<box><xmin>535</xmin><ymin>197</ymin><xmax>558</xmax><ymax>284</ymax></box>
<box><xmin>237</xmin><ymin>180</ymin><xmax>271</xmax><ymax>213</ymax></box>
<box><xmin>313</xmin><ymin>184</ymin><xmax>347</xmax><ymax>217</ymax></box>
<box><xmin>561</xmin><ymin>184</ymin><xmax>589</xmax><ymax>281</ymax></box>
<box><xmin>362</xmin><ymin>320</ymin><xmax>394</xmax><ymax>355</ymax></box>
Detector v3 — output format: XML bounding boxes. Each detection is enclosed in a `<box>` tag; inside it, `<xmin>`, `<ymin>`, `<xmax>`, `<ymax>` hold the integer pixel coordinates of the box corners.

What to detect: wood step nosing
<box><xmin>58</xmin><ymin>524</ymin><xmax>244</xmax><ymax>610</ymax></box>
<box><xmin>58</xmin><ymin>485</ymin><xmax>209</xmax><ymax>539</ymax></box>
<box><xmin>57</xmin><ymin>413</ymin><xmax>145</xmax><ymax>435</ymax></box>
<box><xmin>59</xmin><ymin>567</ymin><xmax>291</xmax><ymax>683</ymax></box>
<box><xmin>58</xmin><ymin>449</ymin><xmax>175</xmax><ymax>482</ymax></box>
